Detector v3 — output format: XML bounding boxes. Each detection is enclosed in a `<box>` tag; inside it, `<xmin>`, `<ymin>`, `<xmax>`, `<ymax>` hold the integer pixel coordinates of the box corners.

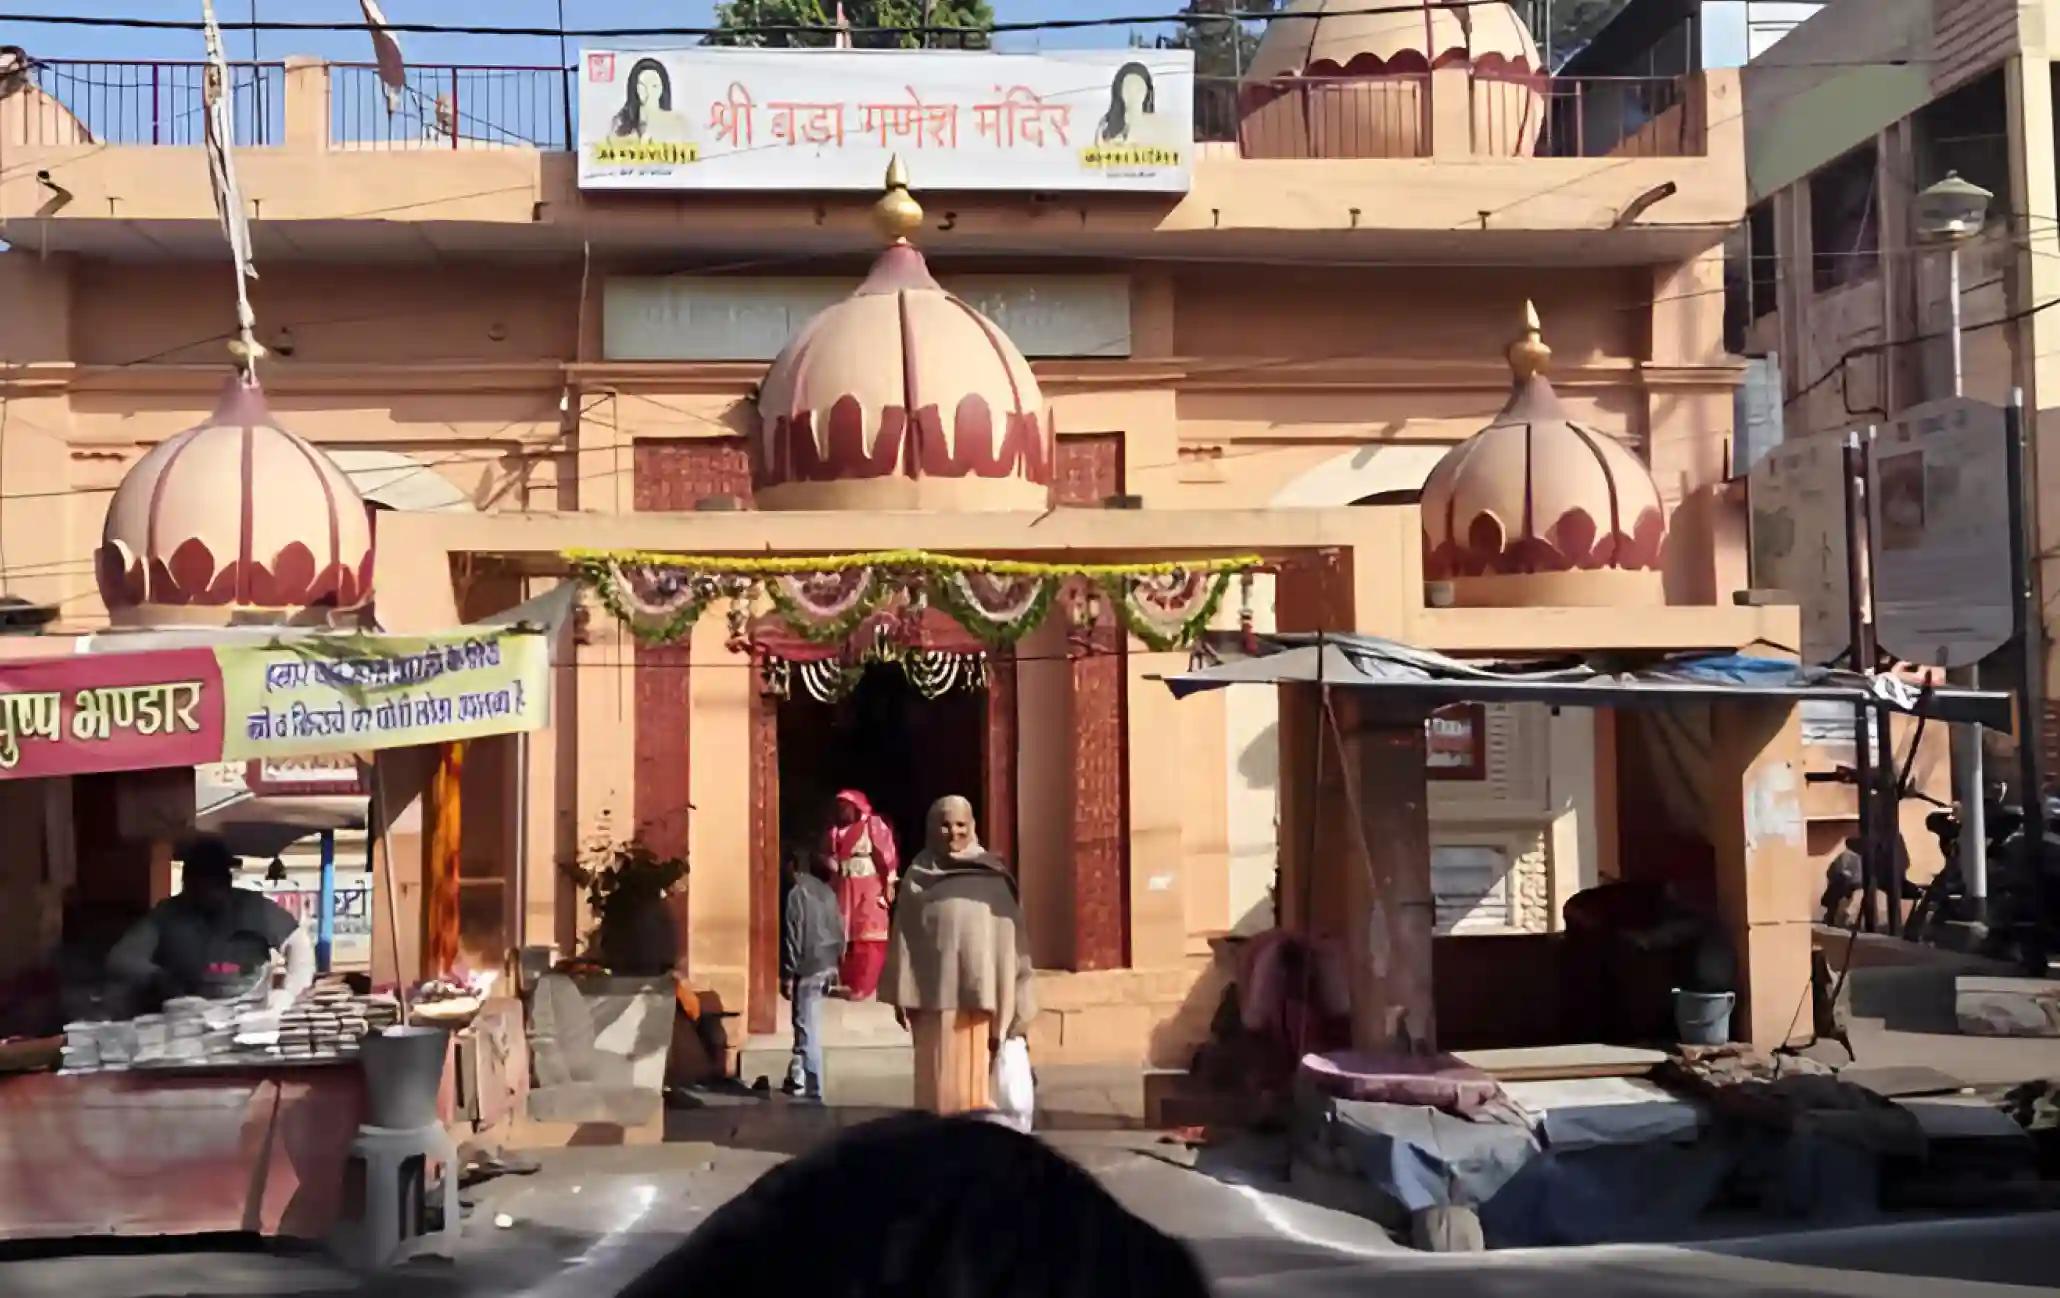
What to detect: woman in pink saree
<box><xmin>823</xmin><ymin>790</ymin><xmax>899</xmax><ymax>999</ymax></box>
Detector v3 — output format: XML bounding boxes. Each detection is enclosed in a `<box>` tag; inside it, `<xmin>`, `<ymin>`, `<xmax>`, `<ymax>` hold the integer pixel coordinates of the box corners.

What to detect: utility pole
<box><xmin>2006</xmin><ymin>392</ymin><xmax>2049</xmax><ymax>968</ymax></box>
<box><xmin>1844</xmin><ymin>428</ymin><xmax>1880</xmax><ymax>931</ymax></box>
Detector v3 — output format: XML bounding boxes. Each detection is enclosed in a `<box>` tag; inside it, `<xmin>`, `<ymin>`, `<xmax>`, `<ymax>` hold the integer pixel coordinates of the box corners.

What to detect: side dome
<box><xmin>1420</xmin><ymin>304</ymin><xmax>1666</xmax><ymax>608</ymax></box>
<box><xmin>95</xmin><ymin>378</ymin><xmax>375</xmax><ymax>626</ymax></box>
<box><xmin>757</xmin><ymin>166</ymin><xmax>1052</xmax><ymax>512</ymax></box>
<box><xmin>1241</xmin><ymin>0</ymin><xmax>1544</xmax><ymax>158</ymax></box>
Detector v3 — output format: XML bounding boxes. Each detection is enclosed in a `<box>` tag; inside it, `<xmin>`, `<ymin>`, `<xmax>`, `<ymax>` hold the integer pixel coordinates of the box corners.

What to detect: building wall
<box><xmin>1739</xmin><ymin>0</ymin><xmax>2059</xmax><ymax>884</ymax></box>
<box><xmin>0</xmin><ymin>39</ymin><xmax>1764</xmax><ymax>1057</ymax></box>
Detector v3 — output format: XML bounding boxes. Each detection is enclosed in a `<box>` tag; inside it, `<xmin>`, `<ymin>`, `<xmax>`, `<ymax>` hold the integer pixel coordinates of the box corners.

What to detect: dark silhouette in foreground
<box><xmin>616</xmin><ymin>1113</ymin><xmax>1209</xmax><ymax>1298</ymax></box>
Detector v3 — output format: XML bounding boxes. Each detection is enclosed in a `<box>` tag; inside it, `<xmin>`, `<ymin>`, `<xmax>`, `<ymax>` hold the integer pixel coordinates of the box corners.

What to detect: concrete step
<box><xmin>740</xmin><ymin>997</ymin><xmax>912</xmax><ymax>1093</ymax></box>
<box><xmin>740</xmin><ymin>1039</ymin><xmax>914</xmax><ymax>1079</ymax></box>
<box><xmin>750</xmin><ymin>995</ymin><xmax>907</xmax><ymax>1050</ymax></box>
<box><xmin>737</xmin><ymin>1041</ymin><xmax>917</xmax><ymax>1107</ymax></box>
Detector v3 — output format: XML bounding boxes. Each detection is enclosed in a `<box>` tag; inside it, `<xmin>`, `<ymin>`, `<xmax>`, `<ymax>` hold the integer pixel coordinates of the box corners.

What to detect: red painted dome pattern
<box><xmin>96</xmin><ymin>378</ymin><xmax>375</xmax><ymax>624</ymax></box>
<box><xmin>1421</xmin><ymin>374</ymin><xmax>1667</xmax><ymax>581</ymax></box>
<box><xmin>1248</xmin><ymin>0</ymin><xmax>1541</xmax><ymax>80</ymax></box>
<box><xmin>756</xmin><ymin>242</ymin><xmax>1053</xmax><ymax>508</ymax></box>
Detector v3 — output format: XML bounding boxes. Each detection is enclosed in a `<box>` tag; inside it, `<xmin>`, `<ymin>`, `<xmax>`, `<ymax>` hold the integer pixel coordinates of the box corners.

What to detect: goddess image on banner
<box><xmin>220</xmin><ymin>629</ymin><xmax>552</xmax><ymax>761</ymax></box>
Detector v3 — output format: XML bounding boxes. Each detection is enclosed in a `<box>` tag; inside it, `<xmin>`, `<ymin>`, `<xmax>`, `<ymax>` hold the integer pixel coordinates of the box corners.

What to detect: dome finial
<box><xmin>872</xmin><ymin>154</ymin><xmax>924</xmax><ymax>245</ymax></box>
<box><xmin>1508</xmin><ymin>299</ymin><xmax>1551</xmax><ymax>379</ymax></box>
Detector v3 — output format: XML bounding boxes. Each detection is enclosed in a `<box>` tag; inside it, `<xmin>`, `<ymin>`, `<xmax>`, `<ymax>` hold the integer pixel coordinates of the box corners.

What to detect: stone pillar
<box><xmin>1428</xmin><ymin>66</ymin><xmax>1474</xmax><ymax>159</ymax></box>
<box><xmin>1068</xmin><ymin>610</ymin><xmax>1129</xmax><ymax>970</ymax></box>
<box><xmin>1333</xmin><ymin>689</ymin><xmax>1436</xmax><ymax>1053</ymax></box>
<box><xmin>370</xmin><ymin>746</ymin><xmax>434</xmax><ymax>986</ymax></box>
<box><xmin>630</xmin><ymin>439</ymin><xmax>754</xmax><ymax>980</ymax></box>
<box><xmin>983</xmin><ymin>651</ymin><xmax>1017</xmax><ymax>864</ymax></box>
<box><xmin>1708</xmin><ymin>700</ymin><xmax>1812</xmax><ymax>1050</ymax></box>
<box><xmin>282</xmin><ymin>57</ymin><xmax>329</xmax><ymax>153</ymax></box>
<box><xmin>1057</xmin><ymin>434</ymin><xmax>1129</xmax><ymax>971</ymax></box>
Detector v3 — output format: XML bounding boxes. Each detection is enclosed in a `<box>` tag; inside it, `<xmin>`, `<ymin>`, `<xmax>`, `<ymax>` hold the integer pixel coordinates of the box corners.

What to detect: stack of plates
<box><xmin>59</xmin><ymin>1022</ymin><xmax>104</xmax><ymax>1073</ymax></box>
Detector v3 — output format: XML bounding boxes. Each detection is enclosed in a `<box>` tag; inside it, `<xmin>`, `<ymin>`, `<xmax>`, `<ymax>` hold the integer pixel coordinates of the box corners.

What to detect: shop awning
<box><xmin>1159</xmin><ymin>633</ymin><xmax>2017</xmax><ymax>733</ymax></box>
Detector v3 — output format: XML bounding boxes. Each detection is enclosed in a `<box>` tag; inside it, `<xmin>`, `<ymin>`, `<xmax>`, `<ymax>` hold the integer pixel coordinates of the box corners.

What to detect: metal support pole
<box><xmin>1944</xmin><ymin>242</ymin><xmax>1991</xmax><ymax>921</ymax></box>
<box><xmin>1949</xmin><ymin>243</ymin><xmax>1965</xmax><ymax>395</ymax></box>
<box><xmin>1862</xmin><ymin>423</ymin><xmax>1900</xmax><ymax>933</ymax></box>
<box><xmin>1844</xmin><ymin>428</ymin><xmax>1880</xmax><ymax>931</ymax></box>
<box><xmin>1877</xmin><ymin>697</ymin><xmax>1901</xmax><ymax>935</ymax></box>
<box><xmin>316</xmin><ymin>828</ymin><xmax>335</xmax><ymax>974</ymax></box>
<box><xmin>2007</xmin><ymin>392</ymin><xmax>2048</xmax><ymax>967</ymax></box>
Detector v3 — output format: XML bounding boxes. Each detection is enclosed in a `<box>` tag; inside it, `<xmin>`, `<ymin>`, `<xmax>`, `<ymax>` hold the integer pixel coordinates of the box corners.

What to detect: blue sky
<box><xmin>6</xmin><ymin>2</ymin><xmax>1171</xmax><ymax>64</ymax></box>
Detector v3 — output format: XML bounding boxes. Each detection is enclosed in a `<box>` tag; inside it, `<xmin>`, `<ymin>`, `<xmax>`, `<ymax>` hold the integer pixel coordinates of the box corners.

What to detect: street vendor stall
<box><xmin>1162</xmin><ymin>632</ymin><xmax>2015</xmax><ymax>1054</ymax></box>
<box><xmin>0</xmin><ymin>623</ymin><xmax>554</xmax><ymax>1240</ymax></box>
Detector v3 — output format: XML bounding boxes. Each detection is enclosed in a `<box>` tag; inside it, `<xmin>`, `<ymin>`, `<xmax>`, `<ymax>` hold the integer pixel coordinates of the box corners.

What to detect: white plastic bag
<box><xmin>991</xmin><ymin>1035</ymin><xmax>1034</xmax><ymax>1133</ymax></box>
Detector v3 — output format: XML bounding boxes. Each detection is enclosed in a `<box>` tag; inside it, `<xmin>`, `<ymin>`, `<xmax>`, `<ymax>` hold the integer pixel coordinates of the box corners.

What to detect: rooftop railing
<box><xmin>2</xmin><ymin>59</ymin><xmax>284</xmax><ymax>147</ymax></box>
<box><xmin>327</xmin><ymin>64</ymin><xmax>572</xmax><ymax>152</ymax></box>
<box><xmin>7</xmin><ymin>58</ymin><xmax>1702</xmax><ymax>162</ymax></box>
<box><xmin>1199</xmin><ymin>75</ymin><xmax>1435</xmax><ymax>160</ymax></box>
<box><xmin>1199</xmin><ymin>72</ymin><xmax>1703</xmax><ymax>160</ymax></box>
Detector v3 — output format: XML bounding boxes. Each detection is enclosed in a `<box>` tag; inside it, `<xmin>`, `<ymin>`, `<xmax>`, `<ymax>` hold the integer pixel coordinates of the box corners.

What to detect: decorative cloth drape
<box><xmin>422</xmin><ymin>741</ymin><xmax>465</xmax><ymax>978</ymax></box>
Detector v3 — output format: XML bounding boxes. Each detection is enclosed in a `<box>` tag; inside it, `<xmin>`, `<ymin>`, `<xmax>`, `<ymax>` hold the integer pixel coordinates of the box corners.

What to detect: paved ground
<box><xmin>9</xmin><ymin>1096</ymin><xmax>2060</xmax><ymax>1298</ymax></box>
<box><xmin>1841</xmin><ymin>960</ymin><xmax>2060</xmax><ymax>1090</ymax></box>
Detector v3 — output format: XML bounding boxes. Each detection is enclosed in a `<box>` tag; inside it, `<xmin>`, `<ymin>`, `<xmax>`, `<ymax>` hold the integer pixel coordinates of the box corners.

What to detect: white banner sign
<box><xmin>1748</xmin><ymin>427</ymin><xmax>1852</xmax><ymax>666</ymax></box>
<box><xmin>577</xmin><ymin>47</ymin><xmax>1194</xmax><ymax>192</ymax></box>
<box><xmin>1867</xmin><ymin>398</ymin><xmax>2013</xmax><ymax>668</ymax></box>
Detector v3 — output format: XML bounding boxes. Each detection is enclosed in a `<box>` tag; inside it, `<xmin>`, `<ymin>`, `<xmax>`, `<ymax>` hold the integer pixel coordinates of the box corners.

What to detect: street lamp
<box><xmin>1914</xmin><ymin>169</ymin><xmax>1997</xmax><ymax>924</ymax></box>
<box><xmin>1915</xmin><ymin>171</ymin><xmax>1995</xmax><ymax>396</ymax></box>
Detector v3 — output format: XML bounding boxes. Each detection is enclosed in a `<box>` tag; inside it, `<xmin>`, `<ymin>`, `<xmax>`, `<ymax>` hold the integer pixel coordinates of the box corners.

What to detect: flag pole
<box><xmin>200</xmin><ymin>0</ymin><xmax>263</xmax><ymax>379</ymax></box>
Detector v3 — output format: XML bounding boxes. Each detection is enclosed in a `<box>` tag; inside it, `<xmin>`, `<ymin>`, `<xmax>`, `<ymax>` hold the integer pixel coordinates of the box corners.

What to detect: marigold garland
<box><xmin>569</xmin><ymin>549</ymin><xmax>1263</xmax><ymax>651</ymax></box>
<box><xmin>1098</xmin><ymin>570</ymin><xmax>1237</xmax><ymax>653</ymax></box>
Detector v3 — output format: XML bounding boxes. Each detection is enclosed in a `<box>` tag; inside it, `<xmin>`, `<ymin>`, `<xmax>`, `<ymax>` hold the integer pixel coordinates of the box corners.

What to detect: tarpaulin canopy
<box><xmin>1160</xmin><ymin>633</ymin><xmax>2016</xmax><ymax>733</ymax></box>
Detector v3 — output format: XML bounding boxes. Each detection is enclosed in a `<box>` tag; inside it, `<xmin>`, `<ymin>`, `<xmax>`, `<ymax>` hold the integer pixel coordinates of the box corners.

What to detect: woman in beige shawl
<box><xmin>882</xmin><ymin>795</ymin><xmax>1036</xmax><ymax>1115</ymax></box>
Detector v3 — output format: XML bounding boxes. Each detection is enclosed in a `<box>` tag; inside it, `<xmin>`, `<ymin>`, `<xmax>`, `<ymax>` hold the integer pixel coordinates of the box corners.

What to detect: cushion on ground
<box><xmin>1298</xmin><ymin>1050</ymin><xmax>1504</xmax><ymax>1116</ymax></box>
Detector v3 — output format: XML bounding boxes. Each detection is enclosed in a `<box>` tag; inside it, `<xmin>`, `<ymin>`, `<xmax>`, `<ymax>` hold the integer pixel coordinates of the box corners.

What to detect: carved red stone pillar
<box><xmin>630</xmin><ymin>439</ymin><xmax>752</xmax><ymax>978</ymax></box>
<box><xmin>983</xmin><ymin>650</ymin><xmax>1017</xmax><ymax>864</ymax></box>
<box><xmin>746</xmin><ymin>685</ymin><xmax>781</xmax><ymax>1035</ymax></box>
<box><xmin>1069</xmin><ymin>613</ymin><xmax>1129</xmax><ymax>970</ymax></box>
<box><xmin>1057</xmin><ymin>433</ymin><xmax>1129</xmax><ymax>971</ymax></box>
<box><xmin>633</xmin><ymin>642</ymin><xmax>692</xmax><ymax>974</ymax></box>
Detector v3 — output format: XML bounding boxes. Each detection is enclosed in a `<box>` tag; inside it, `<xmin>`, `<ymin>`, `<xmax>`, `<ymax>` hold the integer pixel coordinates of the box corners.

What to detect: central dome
<box><xmin>755</xmin><ymin>162</ymin><xmax>1053</xmax><ymax>511</ymax></box>
<box><xmin>1242</xmin><ymin>0</ymin><xmax>1544</xmax><ymax>159</ymax></box>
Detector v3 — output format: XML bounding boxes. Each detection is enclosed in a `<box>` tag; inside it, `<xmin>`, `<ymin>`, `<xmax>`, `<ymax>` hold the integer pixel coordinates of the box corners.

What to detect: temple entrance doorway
<box><xmin>776</xmin><ymin>665</ymin><xmax>988</xmax><ymax>881</ymax></box>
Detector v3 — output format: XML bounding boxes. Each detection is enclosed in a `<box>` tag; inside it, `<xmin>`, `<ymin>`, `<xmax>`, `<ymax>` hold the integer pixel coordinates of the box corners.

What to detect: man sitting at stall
<box><xmin>106</xmin><ymin>837</ymin><xmax>314</xmax><ymax>1014</ymax></box>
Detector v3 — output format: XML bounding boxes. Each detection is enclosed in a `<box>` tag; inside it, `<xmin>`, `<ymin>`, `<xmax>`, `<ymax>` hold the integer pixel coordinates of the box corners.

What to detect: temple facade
<box><xmin>1</xmin><ymin>4</ymin><xmax>1806</xmax><ymax>1060</ymax></box>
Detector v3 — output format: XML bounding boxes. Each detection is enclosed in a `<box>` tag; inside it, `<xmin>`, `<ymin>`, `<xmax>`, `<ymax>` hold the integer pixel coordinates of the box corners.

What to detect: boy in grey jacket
<box><xmin>782</xmin><ymin>852</ymin><xmax>845</xmax><ymax>1100</ymax></box>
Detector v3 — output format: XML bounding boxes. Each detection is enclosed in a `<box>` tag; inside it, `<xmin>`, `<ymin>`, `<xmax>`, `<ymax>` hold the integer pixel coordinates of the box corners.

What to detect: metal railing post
<box><xmin>562</xmin><ymin>66</ymin><xmax>575</xmax><ymax>151</ymax></box>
